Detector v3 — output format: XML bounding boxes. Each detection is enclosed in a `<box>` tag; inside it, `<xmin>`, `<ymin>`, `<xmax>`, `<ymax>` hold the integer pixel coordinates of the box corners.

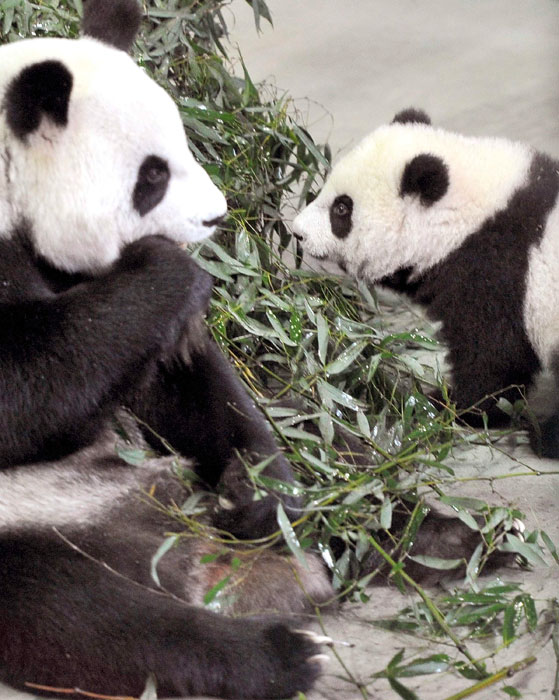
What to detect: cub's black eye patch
<box><xmin>133</xmin><ymin>155</ymin><xmax>170</xmax><ymax>217</ymax></box>
<box><xmin>330</xmin><ymin>195</ymin><xmax>353</xmax><ymax>239</ymax></box>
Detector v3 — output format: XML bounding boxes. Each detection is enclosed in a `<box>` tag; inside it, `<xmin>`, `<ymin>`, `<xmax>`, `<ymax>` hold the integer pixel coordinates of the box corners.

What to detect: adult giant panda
<box><xmin>293</xmin><ymin>109</ymin><xmax>559</xmax><ymax>457</ymax></box>
<box><xmin>0</xmin><ymin>1</ymin><xmax>333</xmax><ymax>697</ymax></box>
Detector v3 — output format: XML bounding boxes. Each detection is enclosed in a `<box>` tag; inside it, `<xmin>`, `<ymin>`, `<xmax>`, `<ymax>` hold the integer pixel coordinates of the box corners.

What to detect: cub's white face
<box><xmin>0</xmin><ymin>36</ymin><xmax>227</xmax><ymax>273</ymax></box>
<box><xmin>293</xmin><ymin>116</ymin><xmax>533</xmax><ymax>282</ymax></box>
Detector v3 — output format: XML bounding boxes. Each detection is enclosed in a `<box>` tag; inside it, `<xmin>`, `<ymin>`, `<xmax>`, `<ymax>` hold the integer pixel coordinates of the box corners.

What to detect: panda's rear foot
<box><xmin>529</xmin><ymin>413</ymin><xmax>559</xmax><ymax>458</ymax></box>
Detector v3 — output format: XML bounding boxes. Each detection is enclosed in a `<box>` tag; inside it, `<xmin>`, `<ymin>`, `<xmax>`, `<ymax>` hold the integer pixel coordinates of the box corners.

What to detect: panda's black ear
<box><xmin>82</xmin><ymin>0</ymin><xmax>142</xmax><ymax>52</ymax></box>
<box><xmin>392</xmin><ymin>108</ymin><xmax>431</xmax><ymax>125</ymax></box>
<box><xmin>400</xmin><ymin>154</ymin><xmax>449</xmax><ymax>206</ymax></box>
<box><xmin>5</xmin><ymin>61</ymin><xmax>73</xmax><ymax>140</ymax></box>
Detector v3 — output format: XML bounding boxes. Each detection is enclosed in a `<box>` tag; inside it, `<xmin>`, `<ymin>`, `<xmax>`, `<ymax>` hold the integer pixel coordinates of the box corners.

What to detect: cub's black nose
<box><xmin>203</xmin><ymin>215</ymin><xmax>225</xmax><ymax>227</ymax></box>
<box><xmin>292</xmin><ymin>232</ymin><xmax>303</xmax><ymax>241</ymax></box>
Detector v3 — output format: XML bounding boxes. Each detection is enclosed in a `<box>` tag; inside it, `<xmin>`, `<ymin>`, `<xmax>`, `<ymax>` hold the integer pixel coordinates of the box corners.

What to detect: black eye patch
<box><xmin>133</xmin><ymin>155</ymin><xmax>170</xmax><ymax>217</ymax></box>
<box><xmin>329</xmin><ymin>194</ymin><xmax>353</xmax><ymax>239</ymax></box>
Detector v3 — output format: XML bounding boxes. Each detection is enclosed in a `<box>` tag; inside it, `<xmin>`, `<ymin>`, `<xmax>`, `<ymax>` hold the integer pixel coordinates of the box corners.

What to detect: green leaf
<box><xmin>465</xmin><ymin>542</ymin><xmax>483</xmax><ymax>585</ymax></box>
<box><xmin>500</xmin><ymin>534</ymin><xmax>549</xmax><ymax>567</ymax></box>
<box><xmin>407</xmin><ymin>554</ymin><xmax>463</xmax><ymax>570</ymax></box>
<box><xmin>395</xmin><ymin>655</ymin><xmax>451</xmax><ymax>677</ymax></box>
<box><xmin>520</xmin><ymin>593</ymin><xmax>538</xmax><ymax>631</ymax></box>
<box><xmin>326</xmin><ymin>340</ymin><xmax>368</xmax><ymax>375</ymax></box>
<box><xmin>289</xmin><ymin>310</ymin><xmax>303</xmax><ymax>342</ymax></box>
<box><xmin>277</xmin><ymin>503</ymin><xmax>308</xmax><ymax>570</ymax></box>
<box><xmin>503</xmin><ymin>599</ymin><xmax>522</xmax><ymax>645</ymax></box>
<box><xmin>150</xmin><ymin>534</ymin><xmax>179</xmax><ymax>587</ymax></box>
<box><xmin>541</xmin><ymin>530</ymin><xmax>559</xmax><ymax>564</ymax></box>
<box><xmin>116</xmin><ymin>446</ymin><xmax>147</xmax><ymax>466</ymax></box>
<box><xmin>266</xmin><ymin>309</ymin><xmax>297</xmax><ymax>346</ymax></box>
<box><xmin>387</xmin><ymin>649</ymin><xmax>406</xmax><ymax>671</ymax></box>
<box><xmin>203</xmin><ymin>574</ymin><xmax>232</xmax><ymax>605</ymax></box>
<box><xmin>439</xmin><ymin>496</ymin><xmax>487</xmax><ymax>511</ymax></box>
<box><xmin>387</xmin><ymin>676</ymin><xmax>420</xmax><ymax>700</ymax></box>
<box><xmin>456</xmin><ymin>510</ymin><xmax>480</xmax><ymax>531</ymax></box>
<box><xmin>316</xmin><ymin>312</ymin><xmax>329</xmax><ymax>364</ymax></box>
<box><xmin>380</xmin><ymin>498</ymin><xmax>392</xmax><ymax>529</ymax></box>
<box><xmin>318</xmin><ymin>380</ymin><xmax>365</xmax><ymax>411</ymax></box>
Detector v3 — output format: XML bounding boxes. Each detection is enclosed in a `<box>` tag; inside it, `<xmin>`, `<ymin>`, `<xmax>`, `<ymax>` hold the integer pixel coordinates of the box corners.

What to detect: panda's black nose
<box><xmin>292</xmin><ymin>232</ymin><xmax>303</xmax><ymax>241</ymax></box>
<box><xmin>203</xmin><ymin>215</ymin><xmax>225</xmax><ymax>228</ymax></box>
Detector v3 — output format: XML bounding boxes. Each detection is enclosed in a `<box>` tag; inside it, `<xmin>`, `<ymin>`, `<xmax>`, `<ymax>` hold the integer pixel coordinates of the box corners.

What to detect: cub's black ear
<box><xmin>400</xmin><ymin>154</ymin><xmax>449</xmax><ymax>206</ymax></box>
<box><xmin>82</xmin><ymin>0</ymin><xmax>142</xmax><ymax>52</ymax></box>
<box><xmin>5</xmin><ymin>61</ymin><xmax>73</xmax><ymax>140</ymax></box>
<box><xmin>392</xmin><ymin>108</ymin><xmax>431</xmax><ymax>125</ymax></box>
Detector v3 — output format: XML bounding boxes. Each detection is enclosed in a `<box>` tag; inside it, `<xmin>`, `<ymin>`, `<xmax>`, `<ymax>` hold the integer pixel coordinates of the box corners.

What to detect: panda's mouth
<box><xmin>305</xmin><ymin>252</ymin><xmax>348</xmax><ymax>277</ymax></box>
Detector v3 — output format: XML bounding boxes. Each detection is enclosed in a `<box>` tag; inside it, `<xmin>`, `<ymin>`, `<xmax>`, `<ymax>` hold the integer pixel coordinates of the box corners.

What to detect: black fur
<box><xmin>4</xmin><ymin>61</ymin><xmax>73</xmax><ymax>139</ymax></box>
<box><xmin>0</xmin><ymin>229</ymin><xmax>323</xmax><ymax>696</ymax></box>
<box><xmin>128</xmin><ymin>339</ymin><xmax>301</xmax><ymax>538</ymax></box>
<box><xmin>133</xmin><ymin>155</ymin><xmax>170</xmax><ymax>217</ymax></box>
<box><xmin>400</xmin><ymin>153</ymin><xmax>449</xmax><ymax>206</ymax></box>
<box><xmin>384</xmin><ymin>152</ymin><xmax>559</xmax><ymax>422</ymax></box>
<box><xmin>392</xmin><ymin>108</ymin><xmax>431</xmax><ymax>125</ymax></box>
<box><xmin>82</xmin><ymin>0</ymin><xmax>142</xmax><ymax>52</ymax></box>
<box><xmin>0</xmin><ymin>531</ymin><xmax>321</xmax><ymax>698</ymax></box>
<box><xmin>0</xmin><ymin>232</ymin><xmax>210</xmax><ymax>467</ymax></box>
<box><xmin>329</xmin><ymin>194</ymin><xmax>353</xmax><ymax>239</ymax></box>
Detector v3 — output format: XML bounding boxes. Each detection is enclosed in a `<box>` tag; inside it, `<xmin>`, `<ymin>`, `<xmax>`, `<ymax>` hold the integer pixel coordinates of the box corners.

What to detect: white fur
<box><xmin>0</xmin><ymin>430</ymin><xmax>139</xmax><ymax>531</ymax></box>
<box><xmin>0</xmin><ymin>36</ymin><xmax>227</xmax><ymax>272</ymax></box>
<box><xmin>293</xmin><ymin>122</ymin><xmax>533</xmax><ymax>281</ymax></box>
<box><xmin>524</xmin><ymin>202</ymin><xmax>559</xmax><ymax>366</ymax></box>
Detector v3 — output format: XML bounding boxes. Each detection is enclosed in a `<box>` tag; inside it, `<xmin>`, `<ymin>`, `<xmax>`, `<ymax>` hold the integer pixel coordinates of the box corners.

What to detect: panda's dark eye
<box><xmin>133</xmin><ymin>155</ymin><xmax>170</xmax><ymax>217</ymax></box>
<box><xmin>333</xmin><ymin>201</ymin><xmax>350</xmax><ymax>217</ymax></box>
<box><xmin>330</xmin><ymin>195</ymin><xmax>353</xmax><ymax>239</ymax></box>
<box><xmin>145</xmin><ymin>163</ymin><xmax>169</xmax><ymax>185</ymax></box>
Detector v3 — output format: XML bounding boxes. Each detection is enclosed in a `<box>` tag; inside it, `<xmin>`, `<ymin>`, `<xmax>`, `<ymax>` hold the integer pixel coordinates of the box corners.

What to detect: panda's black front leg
<box><xmin>0</xmin><ymin>235</ymin><xmax>212</xmax><ymax>468</ymax></box>
<box><xmin>128</xmin><ymin>340</ymin><xmax>301</xmax><ymax>539</ymax></box>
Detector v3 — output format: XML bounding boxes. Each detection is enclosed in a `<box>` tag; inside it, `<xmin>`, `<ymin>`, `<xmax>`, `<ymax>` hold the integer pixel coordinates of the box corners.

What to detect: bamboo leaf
<box><xmin>277</xmin><ymin>503</ymin><xmax>308</xmax><ymax>570</ymax></box>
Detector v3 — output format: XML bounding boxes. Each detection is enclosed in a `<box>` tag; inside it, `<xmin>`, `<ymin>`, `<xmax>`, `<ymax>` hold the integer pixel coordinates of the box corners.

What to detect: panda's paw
<box><xmin>118</xmin><ymin>235</ymin><xmax>213</xmax><ymax>313</ymax></box>
<box><xmin>213</xmin><ymin>494</ymin><xmax>279</xmax><ymax>540</ymax></box>
<box><xmin>385</xmin><ymin>509</ymin><xmax>522</xmax><ymax>585</ymax></box>
<box><xmin>213</xmin><ymin>457</ymin><xmax>301</xmax><ymax>540</ymax></box>
<box><xmin>528</xmin><ymin>414</ymin><xmax>559</xmax><ymax>458</ymax></box>
<box><xmin>213</xmin><ymin>453</ymin><xmax>302</xmax><ymax>540</ymax></box>
<box><xmin>226</xmin><ymin>623</ymin><xmax>326</xmax><ymax>698</ymax></box>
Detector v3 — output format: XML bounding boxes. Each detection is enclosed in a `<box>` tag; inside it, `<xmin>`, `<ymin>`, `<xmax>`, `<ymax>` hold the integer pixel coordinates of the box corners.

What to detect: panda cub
<box><xmin>293</xmin><ymin>108</ymin><xmax>559</xmax><ymax>457</ymax></box>
<box><xmin>0</xmin><ymin>0</ymin><xmax>332</xmax><ymax>697</ymax></box>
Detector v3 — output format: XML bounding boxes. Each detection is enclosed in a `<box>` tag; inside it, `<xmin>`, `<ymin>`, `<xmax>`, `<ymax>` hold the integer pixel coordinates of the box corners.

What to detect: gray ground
<box><xmin>2</xmin><ymin>2</ymin><xmax>558</xmax><ymax>700</ymax></box>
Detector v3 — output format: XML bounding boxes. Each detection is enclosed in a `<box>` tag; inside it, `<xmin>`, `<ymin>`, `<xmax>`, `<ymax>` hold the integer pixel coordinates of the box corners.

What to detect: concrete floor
<box><xmin>2</xmin><ymin>1</ymin><xmax>558</xmax><ymax>700</ymax></box>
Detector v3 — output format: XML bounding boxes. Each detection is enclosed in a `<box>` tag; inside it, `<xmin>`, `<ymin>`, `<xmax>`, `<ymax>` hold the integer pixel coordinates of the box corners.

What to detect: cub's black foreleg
<box><xmin>0</xmin><ymin>533</ymin><xmax>322</xmax><ymax>699</ymax></box>
<box><xmin>128</xmin><ymin>340</ymin><xmax>300</xmax><ymax>538</ymax></box>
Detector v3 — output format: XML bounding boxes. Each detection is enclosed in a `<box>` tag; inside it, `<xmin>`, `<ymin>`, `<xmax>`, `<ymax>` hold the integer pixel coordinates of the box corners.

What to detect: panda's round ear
<box><xmin>5</xmin><ymin>61</ymin><xmax>73</xmax><ymax>140</ymax></box>
<box><xmin>82</xmin><ymin>0</ymin><xmax>142</xmax><ymax>52</ymax></box>
<box><xmin>400</xmin><ymin>154</ymin><xmax>449</xmax><ymax>206</ymax></box>
<box><xmin>391</xmin><ymin>108</ymin><xmax>431</xmax><ymax>126</ymax></box>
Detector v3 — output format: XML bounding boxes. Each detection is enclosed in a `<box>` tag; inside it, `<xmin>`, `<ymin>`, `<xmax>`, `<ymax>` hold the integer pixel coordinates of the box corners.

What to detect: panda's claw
<box><xmin>511</xmin><ymin>517</ymin><xmax>526</xmax><ymax>539</ymax></box>
<box><xmin>295</xmin><ymin>630</ymin><xmax>333</xmax><ymax>645</ymax></box>
<box><xmin>309</xmin><ymin>653</ymin><xmax>331</xmax><ymax>665</ymax></box>
<box><xmin>218</xmin><ymin>495</ymin><xmax>235</xmax><ymax>511</ymax></box>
